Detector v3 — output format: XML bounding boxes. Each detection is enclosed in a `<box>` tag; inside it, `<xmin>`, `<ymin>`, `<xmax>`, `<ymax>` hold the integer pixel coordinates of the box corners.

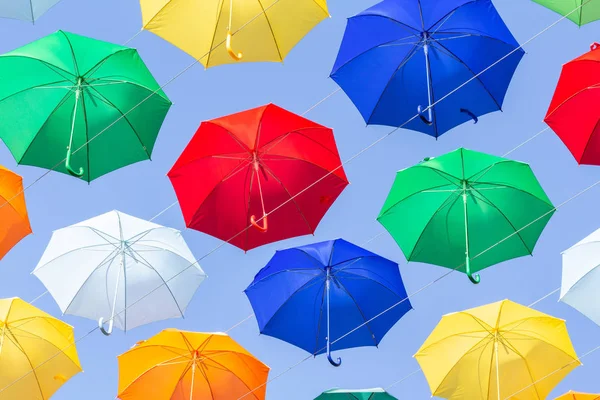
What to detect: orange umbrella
<box><xmin>117</xmin><ymin>329</ymin><xmax>269</xmax><ymax>400</ymax></box>
<box><xmin>0</xmin><ymin>165</ymin><xmax>31</xmax><ymax>260</ymax></box>
<box><xmin>556</xmin><ymin>392</ymin><xmax>600</xmax><ymax>400</ymax></box>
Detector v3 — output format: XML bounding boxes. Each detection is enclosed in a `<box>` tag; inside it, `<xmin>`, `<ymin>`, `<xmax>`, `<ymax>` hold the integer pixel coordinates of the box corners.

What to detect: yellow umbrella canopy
<box><xmin>414</xmin><ymin>300</ymin><xmax>580</xmax><ymax>400</ymax></box>
<box><xmin>556</xmin><ymin>392</ymin><xmax>600</xmax><ymax>400</ymax></box>
<box><xmin>139</xmin><ymin>0</ymin><xmax>329</xmax><ymax>67</ymax></box>
<box><xmin>0</xmin><ymin>297</ymin><xmax>81</xmax><ymax>399</ymax></box>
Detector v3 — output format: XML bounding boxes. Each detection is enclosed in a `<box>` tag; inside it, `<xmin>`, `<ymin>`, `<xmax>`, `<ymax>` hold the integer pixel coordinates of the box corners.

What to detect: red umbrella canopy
<box><xmin>168</xmin><ymin>104</ymin><xmax>349</xmax><ymax>251</ymax></box>
<box><xmin>545</xmin><ymin>42</ymin><xmax>600</xmax><ymax>165</ymax></box>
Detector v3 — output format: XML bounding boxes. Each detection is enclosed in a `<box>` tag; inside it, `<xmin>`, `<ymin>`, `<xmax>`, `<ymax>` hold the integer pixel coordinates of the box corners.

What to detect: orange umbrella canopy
<box><xmin>556</xmin><ymin>392</ymin><xmax>600</xmax><ymax>400</ymax></box>
<box><xmin>0</xmin><ymin>165</ymin><xmax>31</xmax><ymax>260</ymax></box>
<box><xmin>117</xmin><ymin>329</ymin><xmax>270</xmax><ymax>400</ymax></box>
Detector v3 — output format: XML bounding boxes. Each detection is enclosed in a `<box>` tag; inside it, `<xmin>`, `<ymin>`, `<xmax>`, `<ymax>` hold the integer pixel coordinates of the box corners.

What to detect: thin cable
<box><xmin>2</xmin><ymin>0</ymin><xmax>588</xmax><ymax>394</ymax></box>
<box><xmin>29</xmin><ymin>290</ymin><xmax>48</xmax><ymax>304</ymax></box>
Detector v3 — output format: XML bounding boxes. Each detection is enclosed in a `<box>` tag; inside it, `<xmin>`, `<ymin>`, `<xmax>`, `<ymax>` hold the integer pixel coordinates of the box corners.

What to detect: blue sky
<box><xmin>2</xmin><ymin>0</ymin><xmax>600</xmax><ymax>399</ymax></box>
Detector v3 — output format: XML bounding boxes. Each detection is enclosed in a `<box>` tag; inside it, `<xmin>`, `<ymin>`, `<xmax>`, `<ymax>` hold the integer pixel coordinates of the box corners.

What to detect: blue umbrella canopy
<box><xmin>330</xmin><ymin>0</ymin><xmax>524</xmax><ymax>138</ymax></box>
<box><xmin>0</xmin><ymin>0</ymin><xmax>61</xmax><ymax>22</ymax></box>
<box><xmin>244</xmin><ymin>239</ymin><xmax>411</xmax><ymax>366</ymax></box>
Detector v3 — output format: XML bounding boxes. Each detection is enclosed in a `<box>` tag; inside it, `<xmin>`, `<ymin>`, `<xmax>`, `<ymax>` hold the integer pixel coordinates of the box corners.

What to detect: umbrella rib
<box><xmin>545</xmin><ymin>79</ymin><xmax>600</xmax><ymax>117</ymax></box>
<box><xmin>199</xmin><ymin>353</ymin><xmax>263</xmax><ymax>400</ymax></box>
<box><xmin>3</xmin><ymin>330</ymin><xmax>45</xmax><ymax>399</ymax></box>
<box><xmin>259</xmin><ymin>128</ymin><xmax>340</xmax><ymax>158</ymax></box>
<box><xmin>470</xmin><ymin>181</ymin><xmax>554</xmax><ymax>208</ymax></box>
<box><xmin>378</xmin><ymin>183</ymin><xmax>457</xmax><ymax>219</ymax></box>
<box><xmin>365</xmin><ymin>43</ymin><xmax>423</xmax><ymax>126</ymax></box>
<box><xmin>84</xmin><ymin>85</ymin><xmax>152</xmax><ymax>158</ymax></box>
<box><xmin>256</xmin><ymin>0</ymin><xmax>284</xmax><ymax>61</ymax></box>
<box><xmin>260</xmin><ymin>275</ymin><xmax>325</xmax><ymax>334</ymax></box>
<box><xmin>335</xmin><ymin>283</ymin><xmax>379</xmax><ymax>346</ymax></box>
<box><xmin>260</xmin><ymin>162</ymin><xmax>314</xmax><ymax>233</ymax></box>
<box><xmin>579</xmin><ymin>117</ymin><xmax>600</xmax><ymax>163</ymax></box>
<box><xmin>496</xmin><ymin>336</ymin><xmax>543</xmax><ymax>399</ymax></box>
<box><xmin>469</xmin><ymin>190</ymin><xmax>533</xmax><ymax>255</ymax></box>
<box><xmin>10</xmin><ymin>326</ymin><xmax>79</xmax><ymax>368</ymax></box>
<box><xmin>83</xmin><ymin>77</ymin><xmax>167</xmax><ymax>99</ymax></box>
<box><xmin>335</xmin><ymin>267</ymin><xmax>408</xmax><ymax>299</ymax></box>
<box><xmin>431</xmin><ymin>30</ymin><xmax>522</xmax><ymax>56</ymax></box>
<box><xmin>83</xmin><ymin>49</ymin><xmax>131</xmax><ymax>79</ymax></box>
<box><xmin>16</xmin><ymin>89</ymin><xmax>73</xmax><ymax>165</ymax></box>
<box><xmin>430</xmin><ymin>38</ymin><xmax>502</xmax><ymax>110</ymax></box>
<box><xmin>502</xmin><ymin>329</ymin><xmax>580</xmax><ymax>363</ymax></box>
<box><xmin>59</xmin><ymin>32</ymin><xmax>81</xmax><ymax>77</ymax></box>
<box><xmin>406</xmin><ymin>191</ymin><xmax>461</xmax><ymax>261</ymax></box>
<box><xmin>356</xmin><ymin>14</ymin><xmax>421</xmax><ymax>37</ymax></box>
<box><xmin>33</xmin><ymin>243</ymin><xmax>114</xmax><ymax>273</ymax></box>
<box><xmin>127</xmin><ymin>251</ymin><xmax>186</xmax><ymax>318</ymax></box>
<box><xmin>62</xmin><ymin>247</ymin><xmax>119</xmax><ymax>315</ymax></box>
<box><xmin>0</xmin><ymin>55</ymin><xmax>76</xmax><ymax>83</ymax></box>
<box><xmin>206</xmin><ymin>0</ymin><xmax>226</xmax><ymax>67</ymax></box>
<box><xmin>120</xmin><ymin>354</ymin><xmax>190</xmax><ymax>396</ymax></box>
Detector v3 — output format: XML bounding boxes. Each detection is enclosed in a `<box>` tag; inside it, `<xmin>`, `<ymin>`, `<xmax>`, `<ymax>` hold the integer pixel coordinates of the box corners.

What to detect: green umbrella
<box><xmin>377</xmin><ymin>148</ymin><xmax>554</xmax><ymax>284</ymax></box>
<box><xmin>0</xmin><ymin>30</ymin><xmax>171</xmax><ymax>182</ymax></box>
<box><xmin>532</xmin><ymin>0</ymin><xmax>600</xmax><ymax>26</ymax></box>
<box><xmin>315</xmin><ymin>388</ymin><xmax>397</xmax><ymax>400</ymax></box>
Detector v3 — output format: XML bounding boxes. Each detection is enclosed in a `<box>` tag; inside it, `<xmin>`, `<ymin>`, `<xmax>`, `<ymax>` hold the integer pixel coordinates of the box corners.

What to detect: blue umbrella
<box><xmin>244</xmin><ymin>239</ymin><xmax>411</xmax><ymax>367</ymax></box>
<box><xmin>330</xmin><ymin>0</ymin><xmax>524</xmax><ymax>138</ymax></box>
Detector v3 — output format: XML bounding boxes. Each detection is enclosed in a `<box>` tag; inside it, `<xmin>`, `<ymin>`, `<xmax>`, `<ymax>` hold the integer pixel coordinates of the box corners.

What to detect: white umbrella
<box><xmin>560</xmin><ymin>227</ymin><xmax>600</xmax><ymax>325</ymax></box>
<box><xmin>32</xmin><ymin>210</ymin><xmax>206</xmax><ymax>335</ymax></box>
<box><xmin>0</xmin><ymin>0</ymin><xmax>61</xmax><ymax>22</ymax></box>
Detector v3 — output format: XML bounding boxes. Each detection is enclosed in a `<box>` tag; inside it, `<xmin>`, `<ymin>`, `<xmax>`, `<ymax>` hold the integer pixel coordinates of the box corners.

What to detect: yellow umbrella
<box><xmin>556</xmin><ymin>392</ymin><xmax>600</xmax><ymax>400</ymax></box>
<box><xmin>0</xmin><ymin>298</ymin><xmax>81</xmax><ymax>399</ymax></box>
<box><xmin>139</xmin><ymin>0</ymin><xmax>329</xmax><ymax>67</ymax></box>
<box><xmin>414</xmin><ymin>299</ymin><xmax>580</xmax><ymax>400</ymax></box>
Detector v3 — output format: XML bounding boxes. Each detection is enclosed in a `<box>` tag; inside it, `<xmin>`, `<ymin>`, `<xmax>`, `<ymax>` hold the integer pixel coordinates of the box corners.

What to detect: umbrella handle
<box><xmin>327</xmin><ymin>351</ymin><xmax>342</xmax><ymax>367</ymax></box>
<box><xmin>65</xmin><ymin>147</ymin><xmax>84</xmax><ymax>177</ymax></box>
<box><xmin>468</xmin><ymin>272</ymin><xmax>480</xmax><ymax>284</ymax></box>
<box><xmin>250</xmin><ymin>214</ymin><xmax>268</xmax><ymax>232</ymax></box>
<box><xmin>460</xmin><ymin>108</ymin><xmax>478</xmax><ymax>124</ymax></box>
<box><xmin>417</xmin><ymin>105</ymin><xmax>433</xmax><ymax>125</ymax></box>
<box><xmin>98</xmin><ymin>317</ymin><xmax>114</xmax><ymax>336</ymax></box>
<box><xmin>226</xmin><ymin>31</ymin><xmax>243</xmax><ymax>61</ymax></box>
<box><xmin>591</xmin><ymin>42</ymin><xmax>600</xmax><ymax>51</ymax></box>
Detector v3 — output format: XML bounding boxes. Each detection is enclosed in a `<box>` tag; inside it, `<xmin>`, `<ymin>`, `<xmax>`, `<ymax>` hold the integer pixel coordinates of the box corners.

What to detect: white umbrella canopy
<box><xmin>32</xmin><ymin>210</ymin><xmax>206</xmax><ymax>335</ymax></box>
<box><xmin>0</xmin><ymin>0</ymin><xmax>62</xmax><ymax>22</ymax></box>
<box><xmin>560</xmin><ymin>227</ymin><xmax>600</xmax><ymax>325</ymax></box>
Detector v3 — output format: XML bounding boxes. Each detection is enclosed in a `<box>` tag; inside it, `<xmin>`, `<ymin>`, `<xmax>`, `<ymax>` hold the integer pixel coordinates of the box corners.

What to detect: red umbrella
<box><xmin>168</xmin><ymin>104</ymin><xmax>349</xmax><ymax>251</ymax></box>
<box><xmin>545</xmin><ymin>42</ymin><xmax>600</xmax><ymax>164</ymax></box>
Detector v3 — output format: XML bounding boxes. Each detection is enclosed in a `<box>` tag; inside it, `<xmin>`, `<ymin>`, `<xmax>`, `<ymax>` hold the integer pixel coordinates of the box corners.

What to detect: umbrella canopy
<box><xmin>415</xmin><ymin>299</ymin><xmax>580</xmax><ymax>400</ymax></box>
<box><xmin>545</xmin><ymin>43</ymin><xmax>600</xmax><ymax>165</ymax></box>
<box><xmin>117</xmin><ymin>330</ymin><xmax>269</xmax><ymax>400</ymax></box>
<box><xmin>330</xmin><ymin>0</ymin><xmax>524</xmax><ymax>138</ymax></box>
<box><xmin>168</xmin><ymin>103</ymin><xmax>349</xmax><ymax>251</ymax></box>
<box><xmin>315</xmin><ymin>388</ymin><xmax>397</xmax><ymax>400</ymax></box>
<box><xmin>0</xmin><ymin>165</ymin><xmax>31</xmax><ymax>261</ymax></box>
<box><xmin>0</xmin><ymin>0</ymin><xmax>60</xmax><ymax>22</ymax></box>
<box><xmin>0</xmin><ymin>30</ymin><xmax>171</xmax><ymax>182</ymax></box>
<box><xmin>139</xmin><ymin>0</ymin><xmax>329</xmax><ymax>67</ymax></box>
<box><xmin>560</xmin><ymin>227</ymin><xmax>600</xmax><ymax>326</ymax></box>
<box><xmin>378</xmin><ymin>148</ymin><xmax>554</xmax><ymax>284</ymax></box>
<box><xmin>532</xmin><ymin>0</ymin><xmax>600</xmax><ymax>26</ymax></box>
<box><xmin>0</xmin><ymin>297</ymin><xmax>82</xmax><ymax>399</ymax></box>
<box><xmin>32</xmin><ymin>210</ymin><xmax>205</xmax><ymax>335</ymax></box>
<box><xmin>244</xmin><ymin>239</ymin><xmax>411</xmax><ymax>366</ymax></box>
<box><xmin>555</xmin><ymin>392</ymin><xmax>600</xmax><ymax>400</ymax></box>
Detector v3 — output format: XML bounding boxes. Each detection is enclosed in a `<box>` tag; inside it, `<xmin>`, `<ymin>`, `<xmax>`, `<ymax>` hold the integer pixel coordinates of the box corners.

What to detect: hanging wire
<box><xmin>1</xmin><ymin>0</ymin><xmax>593</xmax><ymax>396</ymax></box>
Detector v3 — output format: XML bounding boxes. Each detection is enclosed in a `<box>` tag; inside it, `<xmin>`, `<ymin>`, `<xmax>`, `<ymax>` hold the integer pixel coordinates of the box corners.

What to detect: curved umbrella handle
<box><xmin>226</xmin><ymin>31</ymin><xmax>243</xmax><ymax>61</ymax></box>
<box><xmin>327</xmin><ymin>350</ymin><xmax>342</xmax><ymax>367</ymax></box>
<box><xmin>417</xmin><ymin>105</ymin><xmax>433</xmax><ymax>126</ymax></box>
<box><xmin>250</xmin><ymin>214</ymin><xmax>268</xmax><ymax>232</ymax></box>
<box><xmin>468</xmin><ymin>272</ymin><xmax>481</xmax><ymax>284</ymax></box>
<box><xmin>65</xmin><ymin>147</ymin><xmax>84</xmax><ymax>177</ymax></box>
<box><xmin>591</xmin><ymin>42</ymin><xmax>600</xmax><ymax>51</ymax></box>
<box><xmin>98</xmin><ymin>317</ymin><xmax>114</xmax><ymax>336</ymax></box>
<box><xmin>460</xmin><ymin>108</ymin><xmax>478</xmax><ymax>124</ymax></box>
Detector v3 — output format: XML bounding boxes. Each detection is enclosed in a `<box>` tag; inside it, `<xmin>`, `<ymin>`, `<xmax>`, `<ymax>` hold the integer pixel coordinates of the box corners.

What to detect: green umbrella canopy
<box><xmin>532</xmin><ymin>0</ymin><xmax>600</xmax><ymax>26</ymax></box>
<box><xmin>315</xmin><ymin>388</ymin><xmax>397</xmax><ymax>400</ymax></box>
<box><xmin>0</xmin><ymin>30</ymin><xmax>171</xmax><ymax>182</ymax></box>
<box><xmin>377</xmin><ymin>148</ymin><xmax>554</xmax><ymax>284</ymax></box>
